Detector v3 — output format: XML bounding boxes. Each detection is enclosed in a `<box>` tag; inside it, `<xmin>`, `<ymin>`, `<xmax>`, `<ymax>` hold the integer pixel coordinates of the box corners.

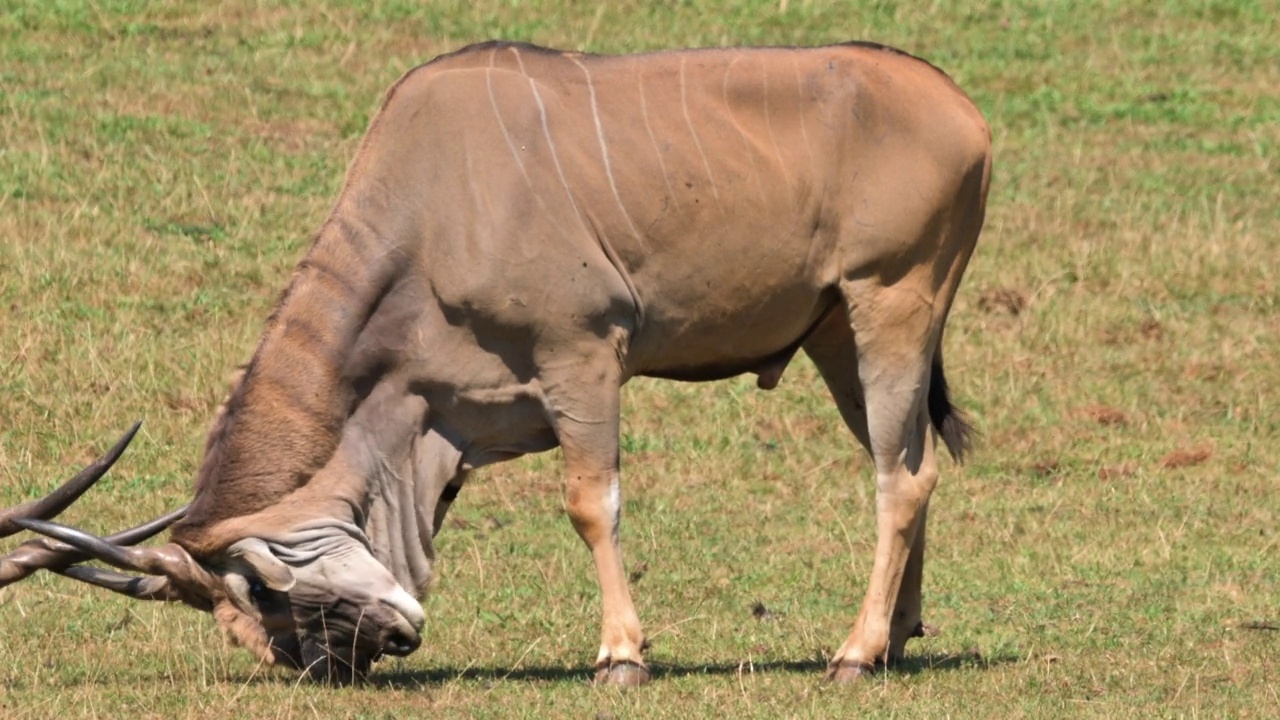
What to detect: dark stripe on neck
<box><xmin>172</xmin><ymin>213</ymin><xmax>401</xmax><ymax>551</ymax></box>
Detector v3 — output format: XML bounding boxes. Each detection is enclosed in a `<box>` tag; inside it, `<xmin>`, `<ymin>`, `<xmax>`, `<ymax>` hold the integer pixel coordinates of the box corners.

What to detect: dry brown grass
<box><xmin>2</xmin><ymin>0</ymin><xmax>1278</xmax><ymax>717</ymax></box>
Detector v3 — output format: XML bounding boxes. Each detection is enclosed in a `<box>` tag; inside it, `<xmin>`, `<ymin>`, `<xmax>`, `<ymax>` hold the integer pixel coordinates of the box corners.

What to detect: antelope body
<box><xmin>1</xmin><ymin>40</ymin><xmax>990</xmax><ymax>685</ymax></box>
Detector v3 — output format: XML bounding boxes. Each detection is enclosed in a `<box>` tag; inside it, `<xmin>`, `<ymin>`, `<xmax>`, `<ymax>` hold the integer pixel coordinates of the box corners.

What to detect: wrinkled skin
<box><xmin>193</xmin><ymin>390</ymin><xmax>448</xmax><ymax>682</ymax></box>
<box><xmin>2</xmin><ymin>39</ymin><xmax>990</xmax><ymax>685</ymax></box>
<box><xmin>211</xmin><ymin>523</ymin><xmax>426</xmax><ymax>682</ymax></box>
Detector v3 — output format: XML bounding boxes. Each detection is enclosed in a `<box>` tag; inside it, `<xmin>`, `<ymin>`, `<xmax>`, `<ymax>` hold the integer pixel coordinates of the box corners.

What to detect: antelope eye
<box><xmin>247</xmin><ymin>578</ymin><xmax>273</xmax><ymax>603</ymax></box>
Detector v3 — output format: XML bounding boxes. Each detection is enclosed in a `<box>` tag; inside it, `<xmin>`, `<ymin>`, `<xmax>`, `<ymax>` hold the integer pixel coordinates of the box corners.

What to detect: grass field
<box><xmin>2</xmin><ymin>1</ymin><xmax>1277</xmax><ymax>717</ymax></box>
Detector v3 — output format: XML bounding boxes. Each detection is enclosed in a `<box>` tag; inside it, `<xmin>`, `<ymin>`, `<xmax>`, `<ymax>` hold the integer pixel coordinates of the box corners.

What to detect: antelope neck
<box><xmin>355</xmin><ymin>440</ymin><xmax>435</xmax><ymax>597</ymax></box>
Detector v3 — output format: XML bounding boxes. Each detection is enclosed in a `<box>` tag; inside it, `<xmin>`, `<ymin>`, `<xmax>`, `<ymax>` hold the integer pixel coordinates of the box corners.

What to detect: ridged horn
<box><xmin>0</xmin><ymin>505</ymin><xmax>188</xmax><ymax>588</ymax></box>
<box><xmin>0</xmin><ymin>421</ymin><xmax>141</xmax><ymax>538</ymax></box>
<box><xmin>12</xmin><ymin>518</ymin><xmax>197</xmax><ymax>579</ymax></box>
<box><xmin>57</xmin><ymin>565</ymin><xmax>182</xmax><ymax>602</ymax></box>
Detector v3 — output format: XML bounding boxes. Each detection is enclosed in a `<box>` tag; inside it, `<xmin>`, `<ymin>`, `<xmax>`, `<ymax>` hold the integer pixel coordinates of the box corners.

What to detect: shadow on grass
<box><xmin>0</xmin><ymin>651</ymin><xmax>1018</xmax><ymax>692</ymax></box>
<box><xmin>365</xmin><ymin>649</ymin><xmax>1019</xmax><ymax>689</ymax></box>
<box><xmin>367</xmin><ymin>660</ymin><xmax>816</xmax><ymax>688</ymax></box>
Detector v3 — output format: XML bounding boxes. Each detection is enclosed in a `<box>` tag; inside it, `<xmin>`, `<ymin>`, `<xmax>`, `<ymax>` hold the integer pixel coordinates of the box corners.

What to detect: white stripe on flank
<box><xmin>511</xmin><ymin>48</ymin><xmax>585</xmax><ymax>228</ymax></box>
<box><xmin>516</xmin><ymin>49</ymin><xmax>645</xmax><ymax>326</ymax></box>
<box><xmin>761</xmin><ymin>55</ymin><xmax>793</xmax><ymax>192</ymax></box>
<box><xmin>722</xmin><ymin>54</ymin><xmax>766</xmax><ymax>202</ymax></box>
<box><xmin>680</xmin><ymin>56</ymin><xmax>721</xmax><ymax>204</ymax></box>
<box><xmin>637</xmin><ymin>61</ymin><xmax>676</xmax><ymax>200</ymax></box>
<box><xmin>490</xmin><ymin>48</ymin><xmax>576</xmax><ymax>236</ymax></box>
<box><xmin>486</xmin><ymin>52</ymin><xmax>535</xmax><ymax>191</ymax></box>
<box><xmin>571</xmin><ymin>56</ymin><xmax>644</xmax><ymax>246</ymax></box>
<box><xmin>791</xmin><ymin>57</ymin><xmax>819</xmax><ymax>178</ymax></box>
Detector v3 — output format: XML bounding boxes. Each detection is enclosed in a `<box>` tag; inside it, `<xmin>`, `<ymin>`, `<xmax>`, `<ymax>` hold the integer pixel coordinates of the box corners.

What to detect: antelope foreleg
<box><xmin>563</xmin><ymin>462</ymin><xmax>649</xmax><ymax>686</ymax></box>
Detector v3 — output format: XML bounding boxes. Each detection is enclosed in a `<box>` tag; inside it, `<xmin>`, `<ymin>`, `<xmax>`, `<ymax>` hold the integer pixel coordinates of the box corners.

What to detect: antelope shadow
<box><xmin>0</xmin><ymin>650</ymin><xmax>1017</xmax><ymax>692</ymax></box>
<box><xmin>365</xmin><ymin>649</ymin><xmax>1019</xmax><ymax>689</ymax></box>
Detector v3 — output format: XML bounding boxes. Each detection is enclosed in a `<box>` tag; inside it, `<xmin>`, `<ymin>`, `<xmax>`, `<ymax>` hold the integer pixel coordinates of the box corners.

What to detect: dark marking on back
<box><xmin>837</xmin><ymin>40</ymin><xmax>955</xmax><ymax>81</ymax></box>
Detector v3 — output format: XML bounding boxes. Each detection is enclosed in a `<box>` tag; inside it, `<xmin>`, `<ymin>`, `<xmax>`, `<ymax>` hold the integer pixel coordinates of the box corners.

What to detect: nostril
<box><xmin>383</xmin><ymin>629</ymin><xmax>421</xmax><ymax>657</ymax></box>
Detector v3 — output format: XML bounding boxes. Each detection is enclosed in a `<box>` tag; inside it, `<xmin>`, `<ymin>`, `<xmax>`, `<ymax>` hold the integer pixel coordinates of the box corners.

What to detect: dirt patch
<box><xmin>1078</xmin><ymin>404</ymin><xmax>1128</xmax><ymax>426</ymax></box>
<box><xmin>1158</xmin><ymin>445</ymin><xmax>1213</xmax><ymax>469</ymax></box>
<box><xmin>977</xmin><ymin>287</ymin><xmax>1029</xmax><ymax>316</ymax></box>
<box><xmin>1097</xmin><ymin>461</ymin><xmax>1139</xmax><ymax>481</ymax></box>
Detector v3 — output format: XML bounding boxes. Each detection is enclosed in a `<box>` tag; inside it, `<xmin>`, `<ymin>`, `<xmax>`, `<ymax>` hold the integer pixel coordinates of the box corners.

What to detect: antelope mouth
<box><xmin>289</xmin><ymin>602</ymin><xmax>424</xmax><ymax>683</ymax></box>
<box><xmin>299</xmin><ymin>636</ymin><xmax>375</xmax><ymax>685</ymax></box>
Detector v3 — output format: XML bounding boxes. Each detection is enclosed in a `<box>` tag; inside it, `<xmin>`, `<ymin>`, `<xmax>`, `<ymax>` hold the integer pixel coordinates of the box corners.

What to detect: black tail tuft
<box><xmin>928</xmin><ymin>359</ymin><xmax>973</xmax><ymax>463</ymax></box>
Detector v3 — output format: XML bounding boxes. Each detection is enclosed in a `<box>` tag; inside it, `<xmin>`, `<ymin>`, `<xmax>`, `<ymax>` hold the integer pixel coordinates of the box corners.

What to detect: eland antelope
<box><xmin>1</xmin><ymin>39</ymin><xmax>990</xmax><ymax>685</ymax></box>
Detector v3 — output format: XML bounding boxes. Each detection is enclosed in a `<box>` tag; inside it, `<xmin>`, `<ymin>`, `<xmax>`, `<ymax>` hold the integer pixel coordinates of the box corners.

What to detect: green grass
<box><xmin>2</xmin><ymin>0</ymin><xmax>1278</xmax><ymax>717</ymax></box>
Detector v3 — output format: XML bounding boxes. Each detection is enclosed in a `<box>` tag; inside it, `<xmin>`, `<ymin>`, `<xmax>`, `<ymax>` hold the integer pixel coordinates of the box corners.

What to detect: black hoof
<box><xmin>594</xmin><ymin>660</ymin><xmax>651</xmax><ymax>688</ymax></box>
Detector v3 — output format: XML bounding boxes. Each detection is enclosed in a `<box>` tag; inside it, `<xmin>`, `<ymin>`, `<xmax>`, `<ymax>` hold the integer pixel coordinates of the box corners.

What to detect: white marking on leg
<box><xmin>680</xmin><ymin>56</ymin><xmax>721</xmax><ymax>205</ymax></box>
<box><xmin>571</xmin><ymin>57</ymin><xmax>645</xmax><ymax>247</ymax></box>
<box><xmin>606</xmin><ymin>475</ymin><xmax>621</xmax><ymax>531</ymax></box>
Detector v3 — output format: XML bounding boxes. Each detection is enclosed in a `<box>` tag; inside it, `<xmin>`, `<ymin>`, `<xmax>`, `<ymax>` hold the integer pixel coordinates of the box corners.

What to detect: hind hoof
<box><xmin>595</xmin><ymin>660</ymin><xmax>651</xmax><ymax>688</ymax></box>
<box><xmin>824</xmin><ymin>660</ymin><xmax>875</xmax><ymax>684</ymax></box>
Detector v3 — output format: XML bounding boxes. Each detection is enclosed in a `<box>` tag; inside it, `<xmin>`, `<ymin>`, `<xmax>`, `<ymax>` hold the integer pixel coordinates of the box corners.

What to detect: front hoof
<box><xmin>594</xmin><ymin>660</ymin><xmax>651</xmax><ymax>688</ymax></box>
<box><xmin>824</xmin><ymin>660</ymin><xmax>875</xmax><ymax>684</ymax></box>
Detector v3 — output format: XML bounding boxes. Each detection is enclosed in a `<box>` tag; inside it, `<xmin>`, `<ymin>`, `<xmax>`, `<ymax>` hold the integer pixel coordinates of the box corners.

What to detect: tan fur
<box><xmin>15</xmin><ymin>40</ymin><xmax>991</xmax><ymax>682</ymax></box>
<box><xmin>214</xmin><ymin>598</ymin><xmax>276</xmax><ymax>664</ymax></box>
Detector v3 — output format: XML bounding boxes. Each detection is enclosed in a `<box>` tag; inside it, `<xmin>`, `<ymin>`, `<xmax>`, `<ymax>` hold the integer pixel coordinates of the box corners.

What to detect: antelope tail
<box><xmin>928</xmin><ymin>356</ymin><xmax>973</xmax><ymax>463</ymax></box>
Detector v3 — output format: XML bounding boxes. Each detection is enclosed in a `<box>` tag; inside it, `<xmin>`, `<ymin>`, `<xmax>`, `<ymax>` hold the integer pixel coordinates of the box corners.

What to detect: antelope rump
<box><xmin>0</xmin><ymin>39</ymin><xmax>991</xmax><ymax>685</ymax></box>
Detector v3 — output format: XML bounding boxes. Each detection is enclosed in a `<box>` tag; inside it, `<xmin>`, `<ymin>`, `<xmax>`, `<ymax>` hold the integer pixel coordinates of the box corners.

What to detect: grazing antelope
<box><xmin>0</xmin><ymin>39</ymin><xmax>990</xmax><ymax>685</ymax></box>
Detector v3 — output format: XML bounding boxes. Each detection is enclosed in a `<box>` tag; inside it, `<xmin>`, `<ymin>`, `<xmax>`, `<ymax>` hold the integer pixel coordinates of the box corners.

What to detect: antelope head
<box><xmin>0</xmin><ymin>418</ymin><xmax>434</xmax><ymax>684</ymax></box>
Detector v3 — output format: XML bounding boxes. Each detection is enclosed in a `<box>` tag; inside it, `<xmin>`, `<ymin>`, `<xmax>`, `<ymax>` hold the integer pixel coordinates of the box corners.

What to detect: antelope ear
<box><xmin>227</xmin><ymin>538</ymin><xmax>296</xmax><ymax>591</ymax></box>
